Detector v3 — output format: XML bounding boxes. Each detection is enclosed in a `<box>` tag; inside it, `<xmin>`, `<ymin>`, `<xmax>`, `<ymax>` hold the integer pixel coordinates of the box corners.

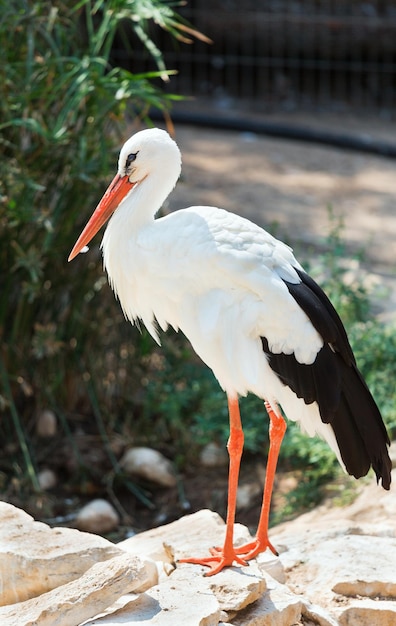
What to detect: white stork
<box><xmin>69</xmin><ymin>127</ymin><xmax>391</xmax><ymax>575</ymax></box>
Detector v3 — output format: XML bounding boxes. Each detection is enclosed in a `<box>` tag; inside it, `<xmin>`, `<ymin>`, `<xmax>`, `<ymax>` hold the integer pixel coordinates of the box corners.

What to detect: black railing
<box><xmin>114</xmin><ymin>1</ymin><xmax>396</xmax><ymax>117</ymax></box>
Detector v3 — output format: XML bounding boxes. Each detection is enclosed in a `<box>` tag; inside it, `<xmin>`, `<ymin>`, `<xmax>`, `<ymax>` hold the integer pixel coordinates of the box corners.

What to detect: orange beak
<box><xmin>68</xmin><ymin>174</ymin><xmax>135</xmax><ymax>262</ymax></box>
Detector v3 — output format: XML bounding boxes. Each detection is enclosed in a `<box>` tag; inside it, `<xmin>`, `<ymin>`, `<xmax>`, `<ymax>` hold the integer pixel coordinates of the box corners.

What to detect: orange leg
<box><xmin>179</xmin><ymin>395</ymin><xmax>248</xmax><ymax>575</ymax></box>
<box><xmin>235</xmin><ymin>401</ymin><xmax>286</xmax><ymax>559</ymax></box>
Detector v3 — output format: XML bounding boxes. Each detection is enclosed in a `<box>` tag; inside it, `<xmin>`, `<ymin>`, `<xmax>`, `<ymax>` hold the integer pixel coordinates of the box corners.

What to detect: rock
<box><xmin>0</xmin><ymin>552</ymin><xmax>155</xmax><ymax>626</ymax></box>
<box><xmin>208</xmin><ymin>567</ymin><xmax>266</xmax><ymax>612</ymax></box>
<box><xmin>172</xmin><ymin>562</ymin><xmax>266</xmax><ymax>613</ymax></box>
<box><xmin>119</xmin><ymin>508</ymin><xmax>253</xmax><ymax>564</ymax></box>
<box><xmin>275</xmin><ymin>533</ymin><xmax>396</xmax><ymax>607</ymax></box>
<box><xmin>339</xmin><ymin>599</ymin><xmax>396</xmax><ymax>626</ymax></box>
<box><xmin>37</xmin><ymin>468</ymin><xmax>57</xmax><ymax>490</ymax></box>
<box><xmin>84</xmin><ymin>568</ymin><xmax>221</xmax><ymax>625</ymax></box>
<box><xmin>230</xmin><ymin>573</ymin><xmax>304</xmax><ymax>626</ymax></box>
<box><xmin>2</xmin><ymin>472</ymin><xmax>396</xmax><ymax>626</ymax></box>
<box><xmin>0</xmin><ymin>502</ymin><xmax>122</xmax><ymax>606</ymax></box>
<box><xmin>120</xmin><ymin>447</ymin><xmax>177</xmax><ymax>487</ymax></box>
<box><xmin>36</xmin><ymin>409</ymin><xmax>57</xmax><ymax>437</ymax></box>
<box><xmin>200</xmin><ymin>442</ymin><xmax>228</xmax><ymax>467</ymax></box>
<box><xmin>75</xmin><ymin>499</ymin><xmax>120</xmax><ymax>534</ymax></box>
<box><xmin>256</xmin><ymin>551</ymin><xmax>286</xmax><ymax>585</ymax></box>
<box><xmin>330</xmin><ymin>536</ymin><xmax>396</xmax><ymax>598</ymax></box>
<box><xmin>236</xmin><ymin>482</ymin><xmax>261</xmax><ymax>510</ymax></box>
<box><xmin>269</xmin><ymin>471</ymin><xmax>396</xmax><ymax>623</ymax></box>
<box><xmin>303</xmin><ymin>602</ymin><xmax>341</xmax><ymax>626</ymax></box>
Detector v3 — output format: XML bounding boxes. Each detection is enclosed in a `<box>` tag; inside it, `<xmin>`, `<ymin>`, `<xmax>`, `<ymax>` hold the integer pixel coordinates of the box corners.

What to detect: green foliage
<box><xmin>349</xmin><ymin>321</ymin><xmax>396</xmax><ymax>432</ymax></box>
<box><xmin>0</xmin><ymin>0</ymin><xmax>198</xmax><ymax>494</ymax></box>
<box><xmin>308</xmin><ymin>209</ymin><xmax>396</xmax><ymax>434</ymax></box>
<box><xmin>307</xmin><ymin>206</ymin><xmax>370</xmax><ymax>325</ymax></box>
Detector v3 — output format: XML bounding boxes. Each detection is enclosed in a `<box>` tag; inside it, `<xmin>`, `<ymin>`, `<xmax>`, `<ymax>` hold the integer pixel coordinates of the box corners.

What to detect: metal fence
<box><xmin>117</xmin><ymin>1</ymin><xmax>396</xmax><ymax>117</ymax></box>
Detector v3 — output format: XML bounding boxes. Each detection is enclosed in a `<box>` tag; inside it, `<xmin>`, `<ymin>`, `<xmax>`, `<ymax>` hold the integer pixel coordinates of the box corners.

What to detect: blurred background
<box><xmin>1</xmin><ymin>0</ymin><xmax>395</xmax><ymax>538</ymax></box>
<box><xmin>129</xmin><ymin>0</ymin><xmax>396</xmax><ymax>118</ymax></box>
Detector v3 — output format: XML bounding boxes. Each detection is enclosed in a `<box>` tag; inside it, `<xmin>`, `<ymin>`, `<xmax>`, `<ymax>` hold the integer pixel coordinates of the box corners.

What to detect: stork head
<box><xmin>68</xmin><ymin>128</ymin><xmax>181</xmax><ymax>262</ymax></box>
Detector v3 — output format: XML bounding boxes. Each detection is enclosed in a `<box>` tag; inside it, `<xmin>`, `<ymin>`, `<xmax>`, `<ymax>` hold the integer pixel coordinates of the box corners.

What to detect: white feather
<box><xmin>100</xmin><ymin>129</ymin><xmax>343</xmax><ymax>466</ymax></box>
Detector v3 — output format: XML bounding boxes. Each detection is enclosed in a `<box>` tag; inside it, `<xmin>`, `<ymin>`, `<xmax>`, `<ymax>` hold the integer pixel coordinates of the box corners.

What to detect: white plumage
<box><xmin>100</xmin><ymin>130</ymin><xmax>339</xmax><ymax>457</ymax></box>
<box><xmin>69</xmin><ymin>127</ymin><xmax>391</xmax><ymax>575</ymax></box>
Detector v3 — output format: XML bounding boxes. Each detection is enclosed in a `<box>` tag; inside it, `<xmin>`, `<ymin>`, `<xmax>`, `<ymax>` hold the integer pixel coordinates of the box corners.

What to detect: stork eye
<box><xmin>126</xmin><ymin>152</ymin><xmax>137</xmax><ymax>168</ymax></box>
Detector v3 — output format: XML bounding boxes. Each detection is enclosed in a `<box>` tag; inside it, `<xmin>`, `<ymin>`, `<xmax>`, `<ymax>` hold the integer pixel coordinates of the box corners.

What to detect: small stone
<box><xmin>256</xmin><ymin>551</ymin><xmax>286</xmax><ymax>584</ymax></box>
<box><xmin>338</xmin><ymin>598</ymin><xmax>396</xmax><ymax>626</ymax></box>
<box><xmin>303</xmin><ymin>602</ymin><xmax>340</xmax><ymax>626</ymax></box>
<box><xmin>236</xmin><ymin>483</ymin><xmax>261</xmax><ymax>510</ymax></box>
<box><xmin>120</xmin><ymin>447</ymin><xmax>177</xmax><ymax>487</ymax></box>
<box><xmin>200</xmin><ymin>442</ymin><xmax>228</xmax><ymax>467</ymax></box>
<box><xmin>37</xmin><ymin>468</ymin><xmax>57</xmax><ymax>491</ymax></box>
<box><xmin>75</xmin><ymin>499</ymin><xmax>120</xmax><ymax>534</ymax></box>
<box><xmin>36</xmin><ymin>409</ymin><xmax>57</xmax><ymax>437</ymax></box>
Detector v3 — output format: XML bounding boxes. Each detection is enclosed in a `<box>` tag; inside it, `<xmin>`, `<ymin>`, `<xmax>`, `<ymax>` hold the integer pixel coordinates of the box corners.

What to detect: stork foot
<box><xmin>179</xmin><ymin>546</ymin><xmax>248</xmax><ymax>576</ymax></box>
<box><xmin>235</xmin><ymin>536</ymin><xmax>279</xmax><ymax>560</ymax></box>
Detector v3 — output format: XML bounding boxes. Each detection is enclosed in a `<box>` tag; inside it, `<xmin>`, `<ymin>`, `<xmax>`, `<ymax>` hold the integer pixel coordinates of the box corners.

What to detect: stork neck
<box><xmin>115</xmin><ymin>169</ymin><xmax>175</xmax><ymax>233</ymax></box>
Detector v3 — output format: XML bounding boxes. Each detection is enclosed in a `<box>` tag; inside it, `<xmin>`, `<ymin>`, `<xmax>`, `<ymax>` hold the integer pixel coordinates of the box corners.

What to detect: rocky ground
<box><xmin>1</xmin><ymin>469</ymin><xmax>396</xmax><ymax>625</ymax></box>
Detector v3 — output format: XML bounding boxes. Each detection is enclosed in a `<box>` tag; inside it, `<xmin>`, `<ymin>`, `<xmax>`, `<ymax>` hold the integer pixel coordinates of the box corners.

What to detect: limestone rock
<box><xmin>37</xmin><ymin>468</ymin><xmax>57</xmax><ymax>490</ymax></box>
<box><xmin>172</xmin><ymin>562</ymin><xmax>266</xmax><ymax>613</ymax></box>
<box><xmin>207</xmin><ymin>567</ymin><xmax>266</xmax><ymax>612</ymax></box>
<box><xmin>200</xmin><ymin>442</ymin><xmax>228</xmax><ymax>467</ymax></box>
<box><xmin>75</xmin><ymin>499</ymin><xmax>120</xmax><ymax>534</ymax></box>
<box><xmin>302</xmin><ymin>603</ymin><xmax>341</xmax><ymax>626</ymax></box>
<box><xmin>2</xmin><ymin>472</ymin><xmax>396</xmax><ymax>626</ymax></box>
<box><xmin>339</xmin><ymin>599</ymin><xmax>396</xmax><ymax>626</ymax></box>
<box><xmin>236</xmin><ymin>482</ymin><xmax>261</xmax><ymax>511</ymax></box>
<box><xmin>0</xmin><ymin>553</ymin><xmax>155</xmax><ymax>626</ymax></box>
<box><xmin>120</xmin><ymin>447</ymin><xmax>177</xmax><ymax>487</ymax></box>
<box><xmin>229</xmin><ymin>574</ymin><xmax>304</xmax><ymax>626</ymax></box>
<box><xmin>119</xmin><ymin>508</ymin><xmax>253</xmax><ymax>563</ymax></box>
<box><xmin>83</xmin><ymin>565</ymin><xmax>221</xmax><ymax>625</ymax></box>
<box><xmin>0</xmin><ymin>502</ymin><xmax>122</xmax><ymax>606</ymax></box>
<box><xmin>269</xmin><ymin>472</ymin><xmax>396</xmax><ymax>623</ymax></box>
<box><xmin>255</xmin><ymin>551</ymin><xmax>286</xmax><ymax>584</ymax></box>
<box><xmin>36</xmin><ymin>409</ymin><xmax>57</xmax><ymax>437</ymax></box>
<box><xmin>275</xmin><ymin>533</ymin><xmax>396</xmax><ymax>606</ymax></box>
<box><xmin>227</xmin><ymin>573</ymin><xmax>339</xmax><ymax>626</ymax></box>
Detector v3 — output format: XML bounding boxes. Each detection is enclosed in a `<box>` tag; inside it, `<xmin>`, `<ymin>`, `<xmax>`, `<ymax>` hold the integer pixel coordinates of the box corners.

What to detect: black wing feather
<box><xmin>261</xmin><ymin>268</ymin><xmax>391</xmax><ymax>490</ymax></box>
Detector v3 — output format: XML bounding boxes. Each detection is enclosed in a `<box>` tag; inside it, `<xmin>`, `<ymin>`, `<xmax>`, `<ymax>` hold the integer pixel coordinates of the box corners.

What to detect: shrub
<box><xmin>0</xmin><ymin>0</ymin><xmax>202</xmax><ymax>492</ymax></box>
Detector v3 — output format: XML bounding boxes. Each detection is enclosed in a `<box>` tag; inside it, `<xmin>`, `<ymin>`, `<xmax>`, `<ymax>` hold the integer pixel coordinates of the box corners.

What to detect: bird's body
<box><xmin>69</xmin><ymin>127</ymin><xmax>391</xmax><ymax>575</ymax></box>
<box><xmin>104</xmin><ymin>203</ymin><xmax>341</xmax><ymax>457</ymax></box>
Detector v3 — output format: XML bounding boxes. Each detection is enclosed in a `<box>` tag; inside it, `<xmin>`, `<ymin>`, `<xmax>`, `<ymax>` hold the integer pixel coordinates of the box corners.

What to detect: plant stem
<box><xmin>0</xmin><ymin>356</ymin><xmax>40</xmax><ymax>492</ymax></box>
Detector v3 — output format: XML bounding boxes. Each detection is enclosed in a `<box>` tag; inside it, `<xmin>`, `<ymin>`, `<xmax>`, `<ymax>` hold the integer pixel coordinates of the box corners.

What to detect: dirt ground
<box><xmin>167</xmin><ymin>120</ymin><xmax>396</xmax><ymax>322</ymax></box>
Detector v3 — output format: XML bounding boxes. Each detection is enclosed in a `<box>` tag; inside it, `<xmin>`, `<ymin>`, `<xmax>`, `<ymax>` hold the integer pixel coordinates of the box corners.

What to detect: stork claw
<box><xmin>234</xmin><ymin>537</ymin><xmax>279</xmax><ymax>560</ymax></box>
<box><xmin>178</xmin><ymin>533</ymin><xmax>279</xmax><ymax>576</ymax></box>
<box><xmin>179</xmin><ymin>547</ymin><xmax>248</xmax><ymax>576</ymax></box>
